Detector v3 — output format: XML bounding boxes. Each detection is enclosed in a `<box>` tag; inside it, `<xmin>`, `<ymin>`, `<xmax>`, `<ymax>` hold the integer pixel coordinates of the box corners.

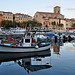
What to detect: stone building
<box><xmin>34</xmin><ymin>6</ymin><xmax>66</xmax><ymax>30</ymax></box>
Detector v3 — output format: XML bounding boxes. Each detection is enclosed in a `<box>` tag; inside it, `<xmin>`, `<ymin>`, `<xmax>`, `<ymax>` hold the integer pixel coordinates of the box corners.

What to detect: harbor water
<box><xmin>0</xmin><ymin>41</ymin><xmax>75</xmax><ymax>75</ymax></box>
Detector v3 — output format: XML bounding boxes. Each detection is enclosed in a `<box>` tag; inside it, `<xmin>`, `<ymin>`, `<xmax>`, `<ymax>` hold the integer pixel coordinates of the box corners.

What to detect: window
<box><xmin>25</xmin><ymin>39</ymin><xmax>30</xmax><ymax>43</ymax></box>
<box><xmin>49</xmin><ymin>22</ymin><xmax>50</xmax><ymax>25</ymax></box>
<box><xmin>8</xmin><ymin>14</ymin><xmax>9</xmax><ymax>15</ymax></box>
<box><xmin>16</xmin><ymin>15</ymin><xmax>19</xmax><ymax>17</ymax></box>
<box><xmin>66</xmin><ymin>24</ymin><xmax>68</xmax><ymax>26</ymax></box>
<box><xmin>58</xmin><ymin>11</ymin><xmax>60</xmax><ymax>13</ymax></box>
<box><xmin>36</xmin><ymin>15</ymin><xmax>38</xmax><ymax>18</ymax></box>
<box><xmin>22</xmin><ymin>16</ymin><xmax>24</xmax><ymax>18</ymax></box>
<box><xmin>24</xmin><ymin>16</ymin><xmax>27</xmax><ymax>18</ymax></box>
<box><xmin>43</xmin><ymin>22</ymin><xmax>45</xmax><ymax>25</ymax></box>
<box><xmin>21</xmin><ymin>18</ymin><xmax>22</xmax><ymax>20</ymax></box>
<box><xmin>3</xmin><ymin>13</ymin><xmax>5</xmax><ymax>15</ymax></box>
<box><xmin>19</xmin><ymin>18</ymin><xmax>20</xmax><ymax>20</ymax></box>
<box><xmin>1</xmin><ymin>17</ymin><xmax>2</xmax><ymax>20</ymax></box>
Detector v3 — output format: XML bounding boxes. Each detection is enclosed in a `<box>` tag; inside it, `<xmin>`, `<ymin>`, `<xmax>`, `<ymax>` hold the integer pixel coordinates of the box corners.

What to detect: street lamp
<box><xmin>59</xmin><ymin>17</ymin><xmax>61</xmax><ymax>30</ymax></box>
<box><xmin>58</xmin><ymin>17</ymin><xmax>61</xmax><ymax>36</ymax></box>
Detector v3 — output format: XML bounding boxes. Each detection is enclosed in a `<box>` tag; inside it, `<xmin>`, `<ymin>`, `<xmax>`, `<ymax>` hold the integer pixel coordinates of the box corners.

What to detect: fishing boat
<box><xmin>0</xmin><ymin>30</ymin><xmax>50</xmax><ymax>53</ymax></box>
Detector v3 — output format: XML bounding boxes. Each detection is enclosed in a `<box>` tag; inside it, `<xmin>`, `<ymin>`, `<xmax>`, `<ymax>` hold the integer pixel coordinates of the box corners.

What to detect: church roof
<box><xmin>36</xmin><ymin>12</ymin><xmax>64</xmax><ymax>16</ymax></box>
<box><xmin>54</xmin><ymin>6</ymin><xmax>60</xmax><ymax>8</ymax></box>
<box><xmin>65</xmin><ymin>18</ymin><xmax>75</xmax><ymax>22</ymax></box>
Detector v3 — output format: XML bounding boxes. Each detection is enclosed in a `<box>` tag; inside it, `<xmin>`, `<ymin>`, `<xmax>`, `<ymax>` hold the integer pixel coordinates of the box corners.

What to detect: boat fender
<box><xmin>14</xmin><ymin>45</ymin><xmax>16</xmax><ymax>48</ymax></box>
<box><xmin>35</xmin><ymin>45</ymin><xmax>39</xmax><ymax>49</ymax></box>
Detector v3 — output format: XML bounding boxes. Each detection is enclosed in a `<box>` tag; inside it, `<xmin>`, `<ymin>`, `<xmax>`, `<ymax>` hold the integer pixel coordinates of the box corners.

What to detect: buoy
<box><xmin>35</xmin><ymin>45</ymin><xmax>39</xmax><ymax>49</ymax></box>
<box><xmin>14</xmin><ymin>45</ymin><xmax>16</xmax><ymax>48</ymax></box>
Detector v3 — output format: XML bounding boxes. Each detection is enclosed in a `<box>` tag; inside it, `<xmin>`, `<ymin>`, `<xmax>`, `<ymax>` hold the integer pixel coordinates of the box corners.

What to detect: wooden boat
<box><xmin>0</xmin><ymin>32</ymin><xmax>50</xmax><ymax>53</ymax></box>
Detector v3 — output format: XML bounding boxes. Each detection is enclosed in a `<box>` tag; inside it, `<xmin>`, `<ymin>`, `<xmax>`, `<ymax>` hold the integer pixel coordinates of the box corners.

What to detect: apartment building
<box><xmin>65</xmin><ymin>18</ymin><xmax>75</xmax><ymax>29</ymax></box>
<box><xmin>0</xmin><ymin>11</ymin><xmax>13</xmax><ymax>21</ymax></box>
<box><xmin>14</xmin><ymin>13</ymin><xmax>32</xmax><ymax>23</ymax></box>
<box><xmin>0</xmin><ymin>13</ymin><xmax>3</xmax><ymax>27</ymax></box>
<box><xmin>2</xmin><ymin>12</ymin><xmax>13</xmax><ymax>21</ymax></box>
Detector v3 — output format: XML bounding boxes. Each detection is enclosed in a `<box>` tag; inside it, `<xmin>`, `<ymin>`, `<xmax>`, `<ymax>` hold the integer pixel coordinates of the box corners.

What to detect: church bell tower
<box><xmin>54</xmin><ymin>6</ymin><xmax>60</xmax><ymax>14</ymax></box>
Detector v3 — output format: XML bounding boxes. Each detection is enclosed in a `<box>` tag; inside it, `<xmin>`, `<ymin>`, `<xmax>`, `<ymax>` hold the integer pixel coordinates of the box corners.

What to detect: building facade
<box><xmin>14</xmin><ymin>13</ymin><xmax>32</xmax><ymax>23</ymax></box>
<box><xmin>34</xmin><ymin>6</ymin><xmax>65</xmax><ymax>30</ymax></box>
<box><xmin>65</xmin><ymin>18</ymin><xmax>75</xmax><ymax>29</ymax></box>
<box><xmin>1</xmin><ymin>11</ymin><xmax>13</xmax><ymax>21</ymax></box>
<box><xmin>0</xmin><ymin>13</ymin><xmax>3</xmax><ymax>27</ymax></box>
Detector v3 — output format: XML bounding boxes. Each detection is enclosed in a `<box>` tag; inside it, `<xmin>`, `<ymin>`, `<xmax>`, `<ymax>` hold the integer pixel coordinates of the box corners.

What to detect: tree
<box><xmin>1</xmin><ymin>20</ymin><xmax>42</xmax><ymax>29</ymax></box>
<box><xmin>37</xmin><ymin>23</ymin><xmax>42</xmax><ymax>29</ymax></box>
<box><xmin>13</xmin><ymin>20</ymin><xmax>17</xmax><ymax>28</ymax></box>
<box><xmin>28</xmin><ymin>21</ymin><xmax>37</xmax><ymax>27</ymax></box>
<box><xmin>58</xmin><ymin>23</ymin><xmax>63</xmax><ymax>27</ymax></box>
<box><xmin>58</xmin><ymin>23</ymin><xmax>63</xmax><ymax>30</ymax></box>
<box><xmin>72</xmin><ymin>23</ymin><xmax>75</xmax><ymax>27</ymax></box>
<box><xmin>21</xmin><ymin>21</ymin><xmax>27</xmax><ymax>28</ymax></box>
<box><xmin>21</xmin><ymin>21</ymin><xmax>42</xmax><ymax>28</ymax></box>
<box><xmin>1</xmin><ymin>20</ymin><xmax>13</xmax><ymax>28</ymax></box>
<box><xmin>51</xmin><ymin>21</ymin><xmax>56</xmax><ymax>29</ymax></box>
<box><xmin>1</xmin><ymin>20</ymin><xmax>6</xmax><ymax>27</ymax></box>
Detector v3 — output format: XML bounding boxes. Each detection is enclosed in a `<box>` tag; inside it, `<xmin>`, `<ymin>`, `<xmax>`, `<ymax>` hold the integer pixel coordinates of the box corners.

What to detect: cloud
<box><xmin>46</xmin><ymin>1</ymin><xmax>60</xmax><ymax>9</ymax></box>
<box><xmin>65</xmin><ymin>7</ymin><xmax>75</xmax><ymax>10</ymax></box>
<box><xmin>46</xmin><ymin>5</ymin><xmax>53</xmax><ymax>8</ymax></box>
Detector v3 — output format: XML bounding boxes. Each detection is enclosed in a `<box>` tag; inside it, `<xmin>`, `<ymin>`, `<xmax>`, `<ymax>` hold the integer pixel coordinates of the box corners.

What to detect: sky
<box><xmin>0</xmin><ymin>0</ymin><xmax>75</xmax><ymax>18</ymax></box>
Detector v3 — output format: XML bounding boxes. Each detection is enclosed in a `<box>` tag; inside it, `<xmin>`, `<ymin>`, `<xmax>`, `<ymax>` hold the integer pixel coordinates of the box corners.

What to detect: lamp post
<box><xmin>58</xmin><ymin>17</ymin><xmax>61</xmax><ymax>36</ymax></box>
<box><xmin>59</xmin><ymin>17</ymin><xmax>61</xmax><ymax>30</ymax></box>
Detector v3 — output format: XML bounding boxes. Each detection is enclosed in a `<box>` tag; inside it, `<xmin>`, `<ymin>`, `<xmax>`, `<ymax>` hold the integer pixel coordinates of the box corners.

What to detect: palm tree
<box><xmin>72</xmin><ymin>23</ymin><xmax>75</xmax><ymax>27</ymax></box>
<box><xmin>58</xmin><ymin>23</ymin><xmax>63</xmax><ymax>30</ymax></box>
<box><xmin>51</xmin><ymin>21</ymin><xmax>56</xmax><ymax>29</ymax></box>
<box><xmin>13</xmin><ymin>20</ymin><xmax>17</xmax><ymax>28</ymax></box>
<box><xmin>21</xmin><ymin>21</ymin><xmax>27</xmax><ymax>28</ymax></box>
<box><xmin>37</xmin><ymin>23</ymin><xmax>42</xmax><ymax>29</ymax></box>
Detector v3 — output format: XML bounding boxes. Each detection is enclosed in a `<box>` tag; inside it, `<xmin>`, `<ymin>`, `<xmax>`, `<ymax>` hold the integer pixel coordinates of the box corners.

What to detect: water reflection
<box><xmin>0</xmin><ymin>49</ymin><xmax>52</xmax><ymax>73</ymax></box>
<box><xmin>51</xmin><ymin>40</ymin><xmax>64</xmax><ymax>54</ymax></box>
<box><xmin>0</xmin><ymin>39</ymin><xmax>75</xmax><ymax>74</ymax></box>
<box><xmin>51</xmin><ymin>39</ymin><xmax>75</xmax><ymax>54</ymax></box>
<box><xmin>17</xmin><ymin>56</ymin><xmax>52</xmax><ymax>73</ymax></box>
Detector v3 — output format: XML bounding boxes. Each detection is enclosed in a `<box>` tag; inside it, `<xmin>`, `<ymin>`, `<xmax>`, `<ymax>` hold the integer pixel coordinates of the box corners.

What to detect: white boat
<box><xmin>9</xmin><ymin>27</ymin><xmax>26</xmax><ymax>34</ymax></box>
<box><xmin>0</xmin><ymin>31</ymin><xmax>50</xmax><ymax>53</ymax></box>
<box><xmin>0</xmin><ymin>44</ymin><xmax>50</xmax><ymax>53</ymax></box>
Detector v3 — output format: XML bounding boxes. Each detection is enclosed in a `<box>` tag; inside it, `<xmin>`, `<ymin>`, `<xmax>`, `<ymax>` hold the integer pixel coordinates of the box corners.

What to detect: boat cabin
<box><xmin>22</xmin><ymin>33</ymin><xmax>32</xmax><ymax>47</ymax></box>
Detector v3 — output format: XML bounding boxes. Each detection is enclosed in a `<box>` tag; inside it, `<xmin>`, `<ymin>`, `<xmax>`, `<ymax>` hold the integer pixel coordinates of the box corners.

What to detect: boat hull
<box><xmin>0</xmin><ymin>44</ymin><xmax>50</xmax><ymax>62</ymax></box>
<box><xmin>0</xmin><ymin>44</ymin><xmax>50</xmax><ymax>53</ymax></box>
<box><xmin>0</xmin><ymin>49</ymin><xmax>51</xmax><ymax>62</ymax></box>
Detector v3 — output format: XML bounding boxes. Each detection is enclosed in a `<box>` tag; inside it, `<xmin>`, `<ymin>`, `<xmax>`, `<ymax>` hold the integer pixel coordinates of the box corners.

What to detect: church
<box><xmin>34</xmin><ymin>6</ymin><xmax>66</xmax><ymax>30</ymax></box>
